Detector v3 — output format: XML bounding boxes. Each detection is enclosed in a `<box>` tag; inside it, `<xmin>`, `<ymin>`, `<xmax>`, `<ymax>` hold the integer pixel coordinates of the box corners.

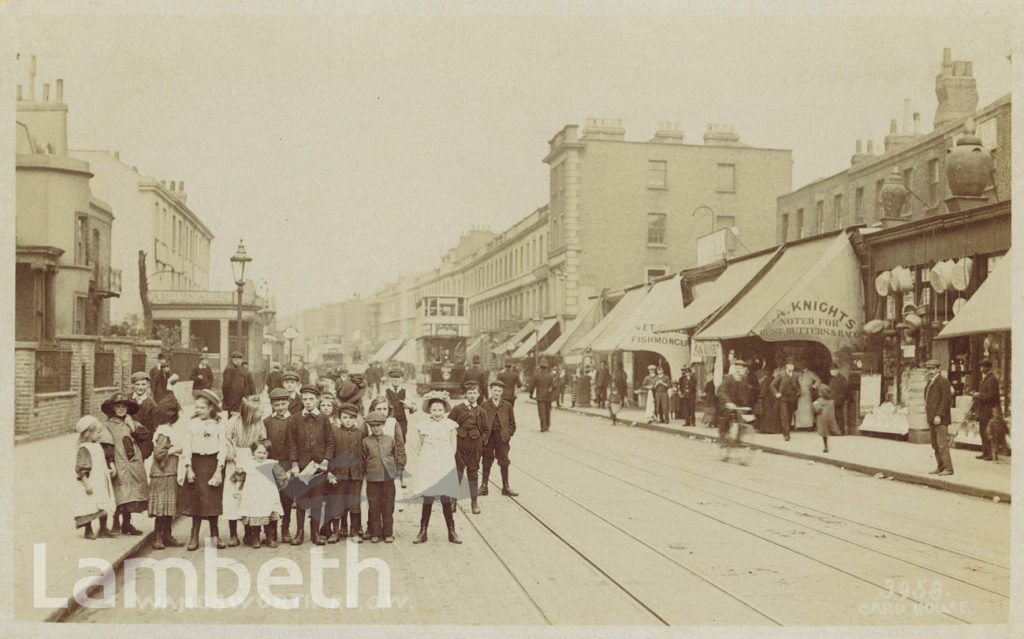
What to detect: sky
<box><xmin>5</xmin><ymin>3</ymin><xmax>1014</xmax><ymax>319</ymax></box>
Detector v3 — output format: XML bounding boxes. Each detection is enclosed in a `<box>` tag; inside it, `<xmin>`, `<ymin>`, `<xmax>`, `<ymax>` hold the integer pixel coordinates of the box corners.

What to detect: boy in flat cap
<box><xmin>362</xmin><ymin>410</ymin><xmax>405</xmax><ymax>543</ymax></box>
<box><xmin>264</xmin><ymin>387</ymin><xmax>297</xmax><ymax>542</ymax></box>
<box><xmin>282</xmin><ymin>370</ymin><xmax>303</xmax><ymax>416</ymax></box>
<box><xmin>480</xmin><ymin>380</ymin><xmax>518</xmax><ymax>496</ymax></box>
<box><xmin>326</xmin><ymin>402</ymin><xmax>365</xmax><ymax>542</ymax></box>
<box><xmin>385</xmin><ymin>368</ymin><xmax>415</xmax><ymax>443</ymax></box>
<box><xmin>287</xmin><ymin>384</ymin><xmax>335</xmax><ymax>544</ymax></box>
<box><xmin>448</xmin><ymin>380</ymin><xmax>487</xmax><ymax>514</ymax></box>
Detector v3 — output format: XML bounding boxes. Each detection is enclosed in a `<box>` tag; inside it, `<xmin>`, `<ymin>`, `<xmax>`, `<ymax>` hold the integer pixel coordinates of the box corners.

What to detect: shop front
<box><xmin>856</xmin><ymin>200</ymin><xmax>1010</xmax><ymax>443</ymax></box>
<box><xmin>570</xmin><ymin>285</ymin><xmax>650</xmax><ymax>402</ymax></box>
<box><xmin>542</xmin><ymin>296</ymin><xmax>601</xmax><ymax>367</ymax></box>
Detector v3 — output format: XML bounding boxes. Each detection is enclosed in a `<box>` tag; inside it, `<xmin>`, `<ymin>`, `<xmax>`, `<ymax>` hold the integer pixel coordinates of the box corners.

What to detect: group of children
<box><xmin>74</xmin><ymin>364</ymin><xmax>477</xmax><ymax>549</ymax></box>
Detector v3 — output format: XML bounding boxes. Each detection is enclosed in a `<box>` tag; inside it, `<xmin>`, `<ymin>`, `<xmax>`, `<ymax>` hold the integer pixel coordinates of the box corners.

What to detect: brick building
<box><xmin>777</xmin><ymin>49</ymin><xmax>1011</xmax><ymax>242</ymax></box>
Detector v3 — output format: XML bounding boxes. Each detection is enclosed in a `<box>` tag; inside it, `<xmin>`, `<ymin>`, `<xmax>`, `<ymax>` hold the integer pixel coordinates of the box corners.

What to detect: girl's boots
<box><xmin>442</xmin><ymin>501</ymin><xmax>461</xmax><ymax>544</ymax></box>
<box><xmin>412</xmin><ymin>503</ymin><xmax>431</xmax><ymax>544</ymax></box>
<box><xmin>187</xmin><ymin>517</ymin><xmax>202</xmax><ymax>551</ymax></box>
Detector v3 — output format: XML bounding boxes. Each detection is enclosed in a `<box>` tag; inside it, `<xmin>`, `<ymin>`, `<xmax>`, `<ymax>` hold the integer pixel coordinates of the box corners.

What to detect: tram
<box><xmin>413</xmin><ymin>295</ymin><xmax>469</xmax><ymax>397</ymax></box>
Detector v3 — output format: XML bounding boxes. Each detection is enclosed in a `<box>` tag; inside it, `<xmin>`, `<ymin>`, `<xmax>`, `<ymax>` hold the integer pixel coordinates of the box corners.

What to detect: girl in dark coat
<box><xmin>102</xmin><ymin>392</ymin><xmax>149</xmax><ymax>535</ymax></box>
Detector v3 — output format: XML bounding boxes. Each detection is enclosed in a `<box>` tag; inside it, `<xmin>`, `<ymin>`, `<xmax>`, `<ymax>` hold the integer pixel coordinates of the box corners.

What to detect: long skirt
<box><xmin>180</xmin><ymin>453</ymin><xmax>224</xmax><ymax>517</ymax></box>
<box><xmin>147</xmin><ymin>476</ymin><xmax>179</xmax><ymax>517</ymax></box>
<box><xmin>757</xmin><ymin>393</ymin><xmax>780</xmax><ymax>433</ymax></box>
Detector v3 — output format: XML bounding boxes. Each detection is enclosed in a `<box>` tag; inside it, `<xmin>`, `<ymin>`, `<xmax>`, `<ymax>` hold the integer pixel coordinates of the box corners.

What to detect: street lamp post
<box><xmin>283</xmin><ymin>325</ymin><xmax>299</xmax><ymax>368</ymax></box>
<box><xmin>230</xmin><ymin>239</ymin><xmax>252</xmax><ymax>363</ymax></box>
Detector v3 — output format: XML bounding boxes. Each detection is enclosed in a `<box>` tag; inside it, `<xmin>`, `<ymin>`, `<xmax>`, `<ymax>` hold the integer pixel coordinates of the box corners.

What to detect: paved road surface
<box><xmin>69</xmin><ymin>402</ymin><xmax>1009</xmax><ymax>626</ymax></box>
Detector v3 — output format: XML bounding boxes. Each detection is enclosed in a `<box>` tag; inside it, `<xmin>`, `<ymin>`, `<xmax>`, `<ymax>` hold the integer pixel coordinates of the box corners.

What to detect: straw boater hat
<box><xmin>101</xmin><ymin>391</ymin><xmax>140</xmax><ymax>417</ymax></box>
<box><xmin>421</xmin><ymin>390</ymin><xmax>452</xmax><ymax>414</ymax></box>
<box><xmin>193</xmin><ymin>388</ymin><xmax>222</xmax><ymax>410</ymax></box>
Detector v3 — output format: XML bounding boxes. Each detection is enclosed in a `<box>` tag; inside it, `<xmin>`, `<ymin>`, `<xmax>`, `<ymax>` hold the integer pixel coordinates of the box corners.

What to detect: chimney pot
<box><xmin>56</xmin><ymin>78</ymin><xmax>63</xmax><ymax>101</ymax></box>
<box><xmin>855</xmin><ymin>140</ymin><xmax>863</xmax><ymax>153</ymax></box>
<box><xmin>179</xmin><ymin>181</ymin><xmax>185</xmax><ymax>191</ymax></box>
<box><xmin>913</xmin><ymin>112</ymin><xmax>920</xmax><ymax>135</ymax></box>
<box><xmin>42</xmin><ymin>83</ymin><xmax>49</xmax><ymax>101</ymax></box>
<box><xmin>867</xmin><ymin>139</ymin><xmax>875</xmax><ymax>154</ymax></box>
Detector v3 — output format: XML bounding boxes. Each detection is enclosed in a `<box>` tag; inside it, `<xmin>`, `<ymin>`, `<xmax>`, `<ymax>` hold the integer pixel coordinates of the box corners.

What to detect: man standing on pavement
<box><xmin>463</xmin><ymin>355</ymin><xmax>489</xmax><ymax>390</ymax></box>
<box><xmin>240</xmin><ymin>360</ymin><xmax>257</xmax><ymax>399</ymax></box>
<box><xmin>678</xmin><ymin>366</ymin><xmax>697</xmax><ymax>426</ymax></box>
<box><xmin>828</xmin><ymin>363</ymin><xmax>850</xmax><ymax>436</ymax></box>
<box><xmin>653</xmin><ymin>365</ymin><xmax>672</xmax><ymax>424</ymax></box>
<box><xmin>639</xmin><ymin>364</ymin><xmax>659</xmax><ymax>424</ymax></box>
<box><xmin>497</xmin><ymin>362</ymin><xmax>520</xmax><ymax>408</ymax></box>
<box><xmin>528</xmin><ymin>357</ymin><xmax>557</xmax><ymax>432</ymax></box>
<box><xmin>480</xmin><ymin>380</ymin><xmax>518</xmax><ymax>496</ymax></box>
<box><xmin>971</xmin><ymin>358</ymin><xmax>1001</xmax><ymax>461</ymax></box>
<box><xmin>595</xmin><ymin>362</ymin><xmax>610</xmax><ymax>409</ymax></box>
<box><xmin>924</xmin><ymin>358</ymin><xmax>954</xmax><ymax>476</ymax></box>
<box><xmin>449</xmin><ymin>381</ymin><xmax>487</xmax><ymax>513</ymax></box>
<box><xmin>190</xmin><ymin>355</ymin><xmax>214</xmax><ymax>394</ymax></box>
<box><xmin>129</xmin><ymin>371</ymin><xmax>157</xmax><ymax>459</ymax></box>
<box><xmin>265</xmin><ymin>362</ymin><xmax>284</xmax><ymax>393</ymax></box>
<box><xmin>222</xmin><ymin>350</ymin><xmax>247</xmax><ymax>418</ymax></box>
<box><xmin>771</xmin><ymin>358</ymin><xmax>800</xmax><ymax>441</ymax></box>
<box><xmin>149</xmin><ymin>353</ymin><xmax>168</xmax><ymax>402</ymax></box>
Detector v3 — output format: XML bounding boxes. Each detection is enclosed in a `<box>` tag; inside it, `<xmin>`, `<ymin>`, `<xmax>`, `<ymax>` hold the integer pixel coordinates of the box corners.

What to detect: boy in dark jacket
<box><xmin>361</xmin><ymin>410</ymin><xmax>406</xmax><ymax>543</ymax></box>
<box><xmin>287</xmin><ymin>385</ymin><xmax>335</xmax><ymax>545</ymax></box>
<box><xmin>326</xmin><ymin>403</ymin><xmax>366</xmax><ymax>542</ymax></box>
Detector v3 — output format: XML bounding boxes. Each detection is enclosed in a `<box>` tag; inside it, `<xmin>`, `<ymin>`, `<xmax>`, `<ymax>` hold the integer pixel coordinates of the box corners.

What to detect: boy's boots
<box><xmin>291</xmin><ymin>509</ymin><xmax>305</xmax><ymax>545</ymax></box>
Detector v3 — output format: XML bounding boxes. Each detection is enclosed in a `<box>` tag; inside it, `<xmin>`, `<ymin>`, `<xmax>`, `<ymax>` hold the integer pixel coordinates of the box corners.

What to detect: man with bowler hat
<box><xmin>971</xmin><ymin>358</ymin><xmax>1001</xmax><ymax>461</ymax></box>
<box><xmin>528</xmin><ymin>357</ymin><xmax>557</xmax><ymax>432</ymax></box>
<box><xmin>924</xmin><ymin>359</ymin><xmax>954</xmax><ymax>476</ymax></box>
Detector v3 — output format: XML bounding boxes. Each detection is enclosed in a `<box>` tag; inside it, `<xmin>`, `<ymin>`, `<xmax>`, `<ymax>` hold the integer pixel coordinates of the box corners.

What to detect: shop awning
<box><xmin>370</xmin><ymin>338</ymin><xmax>405</xmax><ymax>363</ymax></box>
<box><xmin>393</xmin><ymin>339</ymin><xmax>418</xmax><ymax>364</ymax></box>
<box><xmin>591</xmin><ymin>274</ymin><xmax>689</xmax><ymax>365</ymax></box>
<box><xmin>655</xmin><ymin>251</ymin><xmax>776</xmax><ymax>333</ymax></box>
<box><xmin>491</xmin><ymin>320</ymin><xmax>537</xmax><ymax>356</ymax></box>
<box><xmin>572</xmin><ymin>286</ymin><xmax>650</xmax><ymax>352</ymax></box>
<box><xmin>511</xmin><ymin>317</ymin><xmax>560</xmax><ymax>359</ymax></box>
<box><xmin>937</xmin><ymin>249</ymin><xmax>1012</xmax><ymax>339</ymax></box>
<box><xmin>694</xmin><ymin>232</ymin><xmax>865</xmax><ymax>355</ymax></box>
<box><xmin>465</xmin><ymin>334</ymin><xmax>487</xmax><ymax>360</ymax></box>
<box><xmin>543</xmin><ymin>297</ymin><xmax>601</xmax><ymax>357</ymax></box>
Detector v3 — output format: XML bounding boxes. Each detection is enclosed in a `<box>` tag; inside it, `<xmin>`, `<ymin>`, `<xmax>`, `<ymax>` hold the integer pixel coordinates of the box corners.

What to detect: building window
<box><xmin>647</xmin><ymin>213</ymin><xmax>667</xmax><ymax>245</ymax></box>
<box><xmin>902</xmin><ymin>167</ymin><xmax>914</xmax><ymax>215</ymax></box>
<box><xmin>648</xmin><ymin>160</ymin><xmax>667</xmax><ymax>188</ymax></box>
<box><xmin>714</xmin><ymin>215</ymin><xmax>736</xmax><ymax>231</ymax></box>
<box><xmin>75</xmin><ymin>215</ymin><xmax>89</xmax><ymax>265</ymax></box>
<box><xmin>796</xmin><ymin>209</ymin><xmax>804</xmax><ymax>239</ymax></box>
<box><xmin>74</xmin><ymin>296</ymin><xmax>88</xmax><ymax>334</ymax></box>
<box><xmin>94</xmin><ymin>350</ymin><xmax>115</xmax><ymax>387</ymax></box>
<box><xmin>833</xmin><ymin>193</ymin><xmax>843</xmax><ymax>229</ymax></box>
<box><xmin>875</xmin><ymin>179</ymin><xmax>884</xmax><ymax>220</ymax></box>
<box><xmin>780</xmin><ymin>213</ymin><xmax>789</xmax><ymax>242</ymax></box>
<box><xmin>645</xmin><ymin>268</ymin><xmax>667</xmax><ymax>283</ymax></box>
<box><xmin>815</xmin><ymin>200</ymin><xmax>824</xmax><ymax>235</ymax></box>
<box><xmin>929</xmin><ymin>158</ymin><xmax>940</xmax><ymax>206</ymax></box>
<box><xmin>716</xmin><ymin>163</ymin><xmax>736</xmax><ymax>192</ymax></box>
<box><xmin>854</xmin><ymin>187</ymin><xmax>864</xmax><ymax>222</ymax></box>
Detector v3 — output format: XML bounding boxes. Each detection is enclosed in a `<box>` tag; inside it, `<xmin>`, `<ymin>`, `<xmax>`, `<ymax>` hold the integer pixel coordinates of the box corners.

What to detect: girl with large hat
<box><xmin>101</xmin><ymin>391</ymin><xmax>149</xmax><ymax>535</ymax></box>
<box><xmin>180</xmin><ymin>389</ymin><xmax>228</xmax><ymax>550</ymax></box>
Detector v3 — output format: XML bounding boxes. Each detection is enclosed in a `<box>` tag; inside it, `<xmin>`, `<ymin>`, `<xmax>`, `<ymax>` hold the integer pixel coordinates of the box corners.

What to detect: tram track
<box><xmin>509</xmin><ymin>432</ymin><xmax>1002</xmax><ymax>623</ymax></box>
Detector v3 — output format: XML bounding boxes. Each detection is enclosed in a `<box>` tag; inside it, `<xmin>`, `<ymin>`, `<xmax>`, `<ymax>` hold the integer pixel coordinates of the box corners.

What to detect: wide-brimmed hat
<box><xmin>76</xmin><ymin>414</ymin><xmax>101</xmax><ymax>434</ymax></box>
<box><xmin>538</xmin><ymin>358</ymin><xmax>549</xmax><ymax>368</ymax></box>
<box><xmin>101</xmin><ymin>392</ymin><xmax>140</xmax><ymax>417</ymax></box>
<box><xmin>193</xmin><ymin>388</ymin><xmax>222</xmax><ymax>410</ymax></box>
<box><xmin>421</xmin><ymin>390</ymin><xmax>452</xmax><ymax>413</ymax></box>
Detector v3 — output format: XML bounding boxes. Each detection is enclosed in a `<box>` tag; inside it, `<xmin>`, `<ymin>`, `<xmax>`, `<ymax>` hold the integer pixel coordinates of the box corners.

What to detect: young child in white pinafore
<box><xmin>236</xmin><ymin>439</ymin><xmax>287</xmax><ymax>549</ymax></box>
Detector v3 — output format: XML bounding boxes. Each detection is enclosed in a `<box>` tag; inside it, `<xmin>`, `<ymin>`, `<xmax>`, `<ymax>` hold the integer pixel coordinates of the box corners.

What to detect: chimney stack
<box><xmin>934</xmin><ymin>47</ymin><xmax>978</xmax><ymax>129</ymax></box>
<box><xmin>851</xmin><ymin>140</ymin><xmax>868</xmax><ymax>166</ymax></box>
<box><xmin>913</xmin><ymin>112</ymin><xmax>920</xmax><ymax>135</ymax></box>
<box><xmin>56</xmin><ymin>78</ymin><xmax>63</xmax><ymax>102</ymax></box>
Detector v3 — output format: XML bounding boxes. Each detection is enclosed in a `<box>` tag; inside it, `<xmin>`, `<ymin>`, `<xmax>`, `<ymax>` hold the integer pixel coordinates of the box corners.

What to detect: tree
<box><xmin>139</xmin><ymin>250</ymin><xmax>153</xmax><ymax>338</ymax></box>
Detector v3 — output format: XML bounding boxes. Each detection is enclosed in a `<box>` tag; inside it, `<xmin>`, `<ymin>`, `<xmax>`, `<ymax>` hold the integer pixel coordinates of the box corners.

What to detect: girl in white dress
<box><xmin>236</xmin><ymin>439</ymin><xmax>287</xmax><ymax>548</ymax></box>
<box><xmin>223</xmin><ymin>397</ymin><xmax>266</xmax><ymax>546</ymax></box>
<box><xmin>411</xmin><ymin>391</ymin><xmax>463</xmax><ymax>544</ymax></box>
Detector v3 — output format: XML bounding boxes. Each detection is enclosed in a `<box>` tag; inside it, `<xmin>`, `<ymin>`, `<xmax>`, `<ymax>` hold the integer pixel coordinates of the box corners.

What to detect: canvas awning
<box><xmin>543</xmin><ymin>297</ymin><xmax>601</xmax><ymax>357</ymax></box>
<box><xmin>393</xmin><ymin>339</ymin><xmax>418</xmax><ymax>364</ymax></box>
<box><xmin>511</xmin><ymin>317</ymin><xmax>560</xmax><ymax>359</ymax></box>
<box><xmin>937</xmin><ymin>249</ymin><xmax>1011</xmax><ymax>339</ymax></box>
<box><xmin>491</xmin><ymin>320</ymin><xmax>537</xmax><ymax>355</ymax></box>
<box><xmin>465</xmin><ymin>334</ymin><xmax>488</xmax><ymax>360</ymax></box>
<box><xmin>572</xmin><ymin>286</ymin><xmax>650</xmax><ymax>352</ymax></box>
<box><xmin>590</xmin><ymin>274</ymin><xmax>689</xmax><ymax>365</ymax></box>
<box><xmin>370</xmin><ymin>338</ymin><xmax>405</xmax><ymax>363</ymax></box>
<box><xmin>694</xmin><ymin>232</ymin><xmax>865</xmax><ymax>355</ymax></box>
<box><xmin>655</xmin><ymin>251</ymin><xmax>776</xmax><ymax>333</ymax></box>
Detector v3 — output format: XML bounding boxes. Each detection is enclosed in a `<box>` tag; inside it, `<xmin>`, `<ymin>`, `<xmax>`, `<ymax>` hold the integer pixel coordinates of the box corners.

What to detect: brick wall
<box><xmin>14</xmin><ymin>337</ymin><xmax>161</xmax><ymax>442</ymax></box>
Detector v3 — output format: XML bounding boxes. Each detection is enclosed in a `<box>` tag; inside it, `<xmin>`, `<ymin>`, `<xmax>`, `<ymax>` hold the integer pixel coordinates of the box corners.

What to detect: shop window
<box><xmin>648</xmin><ymin>160</ymin><xmax>667</xmax><ymax>188</ymax></box>
<box><xmin>647</xmin><ymin>213</ymin><xmax>667</xmax><ymax>245</ymax></box>
<box><xmin>928</xmin><ymin>158</ymin><xmax>941</xmax><ymax>206</ymax></box>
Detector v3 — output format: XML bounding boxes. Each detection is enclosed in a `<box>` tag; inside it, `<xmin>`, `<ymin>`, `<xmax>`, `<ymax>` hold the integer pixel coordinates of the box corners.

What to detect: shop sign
<box><xmin>692</xmin><ymin>339</ymin><xmax>722</xmax><ymax>359</ymax></box>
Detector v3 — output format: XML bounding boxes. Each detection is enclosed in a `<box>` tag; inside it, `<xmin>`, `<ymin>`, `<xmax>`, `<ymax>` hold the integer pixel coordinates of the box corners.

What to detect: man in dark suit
<box><xmin>129</xmin><ymin>370</ymin><xmax>157</xmax><ymax>459</ymax></box>
<box><xmin>828</xmin><ymin>363</ymin><xmax>850</xmax><ymax>436</ymax></box>
<box><xmin>287</xmin><ymin>385</ymin><xmax>336</xmax><ymax>545</ymax></box>
<box><xmin>528</xmin><ymin>357</ymin><xmax>557</xmax><ymax>432</ymax></box>
<box><xmin>678</xmin><ymin>366</ymin><xmax>697</xmax><ymax>425</ymax></box>
<box><xmin>480</xmin><ymin>380</ymin><xmax>517</xmax><ymax>496</ymax></box>
<box><xmin>449</xmin><ymin>381</ymin><xmax>487</xmax><ymax>514</ymax></box>
<box><xmin>462</xmin><ymin>355</ymin><xmax>489</xmax><ymax>391</ymax></box>
<box><xmin>265</xmin><ymin>363</ymin><xmax>284</xmax><ymax>393</ymax></box>
<box><xmin>924</xmin><ymin>359</ymin><xmax>954</xmax><ymax>476</ymax></box>
<box><xmin>221</xmin><ymin>350</ymin><xmax>247</xmax><ymax>417</ymax></box>
<box><xmin>240</xmin><ymin>361</ymin><xmax>257</xmax><ymax>398</ymax></box>
<box><xmin>497</xmin><ymin>362</ymin><xmax>520</xmax><ymax>408</ymax></box>
<box><xmin>971</xmin><ymin>358</ymin><xmax>1001</xmax><ymax>461</ymax></box>
<box><xmin>190</xmin><ymin>355</ymin><xmax>214</xmax><ymax>392</ymax></box>
<box><xmin>770</xmin><ymin>359</ymin><xmax>800</xmax><ymax>441</ymax></box>
<box><xmin>149</xmin><ymin>353</ymin><xmax>168</xmax><ymax>402</ymax></box>
<box><xmin>594</xmin><ymin>362</ymin><xmax>610</xmax><ymax>409</ymax></box>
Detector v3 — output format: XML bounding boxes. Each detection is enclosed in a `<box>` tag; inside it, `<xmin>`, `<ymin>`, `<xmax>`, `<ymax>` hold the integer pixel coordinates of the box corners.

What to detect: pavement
<box><xmin>547</xmin><ymin>400</ymin><xmax>1012</xmax><ymax>503</ymax></box>
<box><xmin>11</xmin><ymin>390</ymin><xmax>1012</xmax><ymax>623</ymax></box>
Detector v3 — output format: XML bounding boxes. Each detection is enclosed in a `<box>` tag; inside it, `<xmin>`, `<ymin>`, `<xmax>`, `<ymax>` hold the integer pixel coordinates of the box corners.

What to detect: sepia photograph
<box><xmin>1</xmin><ymin>1</ymin><xmax>1019</xmax><ymax>637</ymax></box>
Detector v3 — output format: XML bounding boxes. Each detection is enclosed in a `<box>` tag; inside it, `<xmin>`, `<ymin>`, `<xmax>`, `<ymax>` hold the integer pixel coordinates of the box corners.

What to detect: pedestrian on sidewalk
<box><xmin>102</xmin><ymin>392</ymin><xmax>149</xmax><ymax>536</ymax></box>
<box><xmin>595</xmin><ymin>362</ymin><xmax>610</xmax><ymax>409</ymax></box>
<box><xmin>236</xmin><ymin>439</ymin><xmax>287</xmax><ymax>549</ymax></box>
<box><xmin>449</xmin><ymin>381</ymin><xmax>486</xmax><ymax>515</ymax></box>
<box><xmin>385</xmin><ymin>368</ymin><xmax>416</xmax><ymax>446</ymax></box>
<box><xmin>222</xmin><ymin>351</ymin><xmax>247</xmax><ymax>418</ymax></box>
<box><xmin>640</xmin><ymin>365</ymin><xmax>659</xmax><ymax>424</ymax></box>
<box><xmin>129</xmin><ymin>371</ymin><xmax>157</xmax><ymax>460</ymax></box>
<box><xmin>411</xmin><ymin>393</ymin><xmax>462</xmax><ymax>544</ymax></box>
<box><xmin>924</xmin><ymin>359</ymin><xmax>954</xmax><ymax>476</ymax></box>
<box><xmin>287</xmin><ymin>385</ymin><xmax>334</xmax><ymax>546</ymax></box>
<box><xmin>528</xmin><ymin>357</ymin><xmax>556</xmax><ymax>432</ymax></box>
<box><xmin>497</xmin><ymin>363</ymin><xmax>520</xmax><ymax>409</ymax></box>
<box><xmin>754</xmin><ymin>364</ymin><xmax>778</xmax><ymax>433</ymax></box>
<box><xmin>613</xmin><ymin>362</ymin><xmax>628</xmax><ymax>409</ymax></box>
<box><xmin>702</xmin><ymin>378</ymin><xmax>716</xmax><ymax>427</ymax></box>
<box><xmin>654</xmin><ymin>365</ymin><xmax>672</xmax><ymax>424</ymax></box>
<box><xmin>73</xmin><ymin>415</ymin><xmax>116</xmax><ymax>539</ymax></box>
<box><xmin>180</xmin><ymin>389</ymin><xmax>228</xmax><ymax>551</ymax></box>
<box><xmin>326</xmin><ymin>402</ymin><xmax>366</xmax><ymax>543</ymax></box>
<box><xmin>987</xmin><ymin>405</ymin><xmax>1009</xmax><ymax>463</ymax></box>
<box><xmin>264</xmin><ymin>362</ymin><xmax>284</xmax><ymax>394</ymax></box>
<box><xmin>148</xmin><ymin>384</ymin><xmax>186</xmax><ymax>550</ymax></box>
<box><xmin>812</xmin><ymin>385</ymin><xmax>836</xmax><ymax>454</ymax></box>
<box><xmin>828</xmin><ymin>363</ymin><xmax>850</xmax><ymax>436</ymax></box>
<box><xmin>771</xmin><ymin>359</ymin><xmax>799</xmax><ymax>441</ymax></box>
<box><xmin>795</xmin><ymin>363</ymin><xmax>821</xmax><ymax>431</ymax></box>
<box><xmin>971</xmin><ymin>358</ymin><xmax>1001</xmax><ymax>461</ymax></box>
<box><xmin>607</xmin><ymin>379</ymin><xmax>624</xmax><ymax>425</ymax></box>
<box><xmin>223</xmin><ymin>397</ymin><xmax>267</xmax><ymax>547</ymax></box>
<box><xmin>363</xmin><ymin>410</ymin><xmax>406</xmax><ymax>544</ymax></box>
<box><xmin>553</xmin><ymin>365</ymin><xmax>567</xmax><ymax>408</ymax></box>
<box><xmin>264</xmin><ymin>387</ymin><xmax>296</xmax><ymax>543</ymax></box>
<box><xmin>576</xmin><ymin>366</ymin><xmax>592</xmax><ymax>408</ymax></box>
<box><xmin>481</xmin><ymin>380</ymin><xmax>518</xmax><ymax>496</ymax></box>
